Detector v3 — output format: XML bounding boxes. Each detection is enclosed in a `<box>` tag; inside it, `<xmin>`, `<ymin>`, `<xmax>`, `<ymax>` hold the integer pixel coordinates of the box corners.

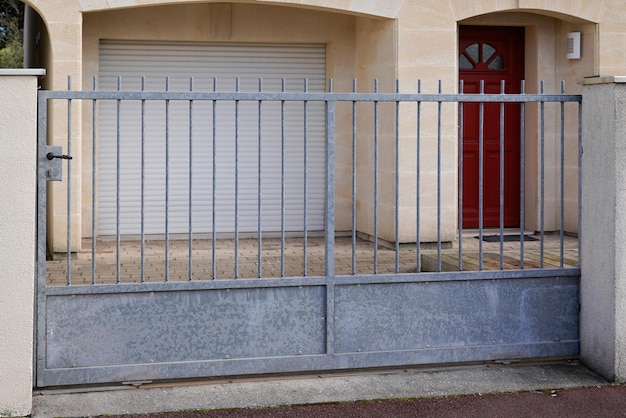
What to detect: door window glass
<box><xmin>460</xmin><ymin>42</ymin><xmax>504</xmax><ymax>70</ymax></box>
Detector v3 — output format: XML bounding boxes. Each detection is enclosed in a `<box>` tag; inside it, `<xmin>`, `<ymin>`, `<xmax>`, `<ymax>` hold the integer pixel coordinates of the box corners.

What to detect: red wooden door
<box><xmin>459</xmin><ymin>26</ymin><xmax>524</xmax><ymax>228</ymax></box>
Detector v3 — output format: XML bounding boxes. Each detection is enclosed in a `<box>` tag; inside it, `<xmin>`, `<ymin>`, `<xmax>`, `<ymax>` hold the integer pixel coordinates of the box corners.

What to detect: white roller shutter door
<box><xmin>97</xmin><ymin>41</ymin><xmax>326</xmax><ymax>236</ymax></box>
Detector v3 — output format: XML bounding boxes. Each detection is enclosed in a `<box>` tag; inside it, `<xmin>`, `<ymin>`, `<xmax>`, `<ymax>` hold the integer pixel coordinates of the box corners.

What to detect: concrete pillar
<box><xmin>581</xmin><ymin>75</ymin><xmax>626</xmax><ymax>382</ymax></box>
<box><xmin>0</xmin><ymin>70</ymin><xmax>44</xmax><ymax>417</ymax></box>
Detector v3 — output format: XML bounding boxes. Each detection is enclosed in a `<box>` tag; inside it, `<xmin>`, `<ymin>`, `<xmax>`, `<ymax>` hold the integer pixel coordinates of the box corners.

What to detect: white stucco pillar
<box><xmin>581</xmin><ymin>75</ymin><xmax>626</xmax><ymax>382</ymax></box>
<box><xmin>0</xmin><ymin>70</ymin><xmax>44</xmax><ymax>417</ymax></box>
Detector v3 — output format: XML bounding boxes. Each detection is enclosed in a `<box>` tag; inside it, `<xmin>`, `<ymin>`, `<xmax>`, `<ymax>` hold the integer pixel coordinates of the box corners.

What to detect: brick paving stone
<box><xmin>45</xmin><ymin>233</ymin><xmax>578</xmax><ymax>285</ymax></box>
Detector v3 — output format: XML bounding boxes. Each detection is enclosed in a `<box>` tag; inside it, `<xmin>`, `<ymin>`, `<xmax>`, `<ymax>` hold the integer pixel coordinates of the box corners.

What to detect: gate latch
<box><xmin>47</xmin><ymin>152</ymin><xmax>73</xmax><ymax>160</ymax></box>
<box><xmin>43</xmin><ymin>145</ymin><xmax>71</xmax><ymax>182</ymax></box>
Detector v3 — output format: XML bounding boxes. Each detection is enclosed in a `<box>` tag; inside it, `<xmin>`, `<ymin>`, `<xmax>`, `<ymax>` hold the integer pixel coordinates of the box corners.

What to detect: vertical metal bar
<box><xmin>478</xmin><ymin>80</ymin><xmax>485</xmax><ymax>270</ymax></box>
<box><xmin>458</xmin><ymin>80</ymin><xmax>464</xmax><ymax>271</ymax></box>
<box><xmin>578</xmin><ymin>100</ymin><xmax>583</xmax><ymax>269</ymax></box>
<box><xmin>140</xmin><ymin>76</ymin><xmax>146</xmax><ymax>283</ymax></box>
<box><xmin>560</xmin><ymin>80</ymin><xmax>566</xmax><ymax>268</ymax></box>
<box><xmin>66</xmin><ymin>76</ymin><xmax>72</xmax><ymax>285</ymax></box>
<box><xmin>91</xmin><ymin>76</ymin><xmax>97</xmax><ymax>285</ymax></box>
<box><xmin>539</xmin><ymin>80</ymin><xmax>546</xmax><ymax>268</ymax></box>
<box><xmin>36</xmin><ymin>90</ymin><xmax>49</xmax><ymax>387</ymax></box>
<box><xmin>326</xmin><ymin>282</ymin><xmax>336</xmax><ymax>357</ymax></box>
<box><xmin>326</xmin><ymin>81</ymin><xmax>337</xmax><ymax>358</ymax></box>
<box><xmin>258</xmin><ymin>78</ymin><xmax>263</xmax><ymax>278</ymax></box>
<box><xmin>165</xmin><ymin>76</ymin><xmax>170</xmax><ymax>281</ymax></box>
<box><xmin>188</xmin><ymin>77</ymin><xmax>194</xmax><ymax>280</ymax></box>
<box><xmin>416</xmin><ymin>80</ymin><xmax>421</xmax><ymax>272</ymax></box>
<box><xmin>352</xmin><ymin>79</ymin><xmax>357</xmax><ymax>275</ymax></box>
<box><xmin>303</xmin><ymin>78</ymin><xmax>309</xmax><ymax>276</ymax></box>
<box><xmin>116</xmin><ymin>76</ymin><xmax>122</xmax><ymax>283</ymax></box>
<box><xmin>519</xmin><ymin>80</ymin><xmax>526</xmax><ymax>269</ymax></box>
<box><xmin>280</xmin><ymin>78</ymin><xmax>286</xmax><ymax>278</ymax></box>
<box><xmin>395</xmin><ymin>80</ymin><xmax>400</xmax><ymax>273</ymax></box>
<box><xmin>437</xmin><ymin>80</ymin><xmax>442</xmax><ymax>272</ymax></box>
<box><xmin>499</xmin><ymin>80</ymin><xmax>505</xmax><ymax>270</ymax></box>
<box><xmin>325</xmin><ymin>79</ymin><xmax>336</xmax><ymax>277</ymax></box>
<box><xmin>211</xmin><ymin>77</ymin><xmax>217</xmax><ymax>280</ymax></box>
<box><xmin>235</xmin><ymin>77</ymin><xmax>240</xmax><ymax>279</ymax></box>
<box><xmin>373</xmin><ymin>79</ymin><xmax>379</xmax><ymax>274</ymax></box>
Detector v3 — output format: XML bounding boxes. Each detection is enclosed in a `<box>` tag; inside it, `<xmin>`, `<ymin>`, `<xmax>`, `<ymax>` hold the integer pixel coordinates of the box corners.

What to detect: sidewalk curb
<box><xmin>32</xmin><ymin>362</ymin><xmax>607</xmax><ymax>418</ymax></box>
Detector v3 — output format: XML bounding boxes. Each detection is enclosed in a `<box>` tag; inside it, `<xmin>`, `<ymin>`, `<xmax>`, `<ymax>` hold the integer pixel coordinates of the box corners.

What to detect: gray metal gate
<box><xmin>36</xmin><ymin>78</ymin><xmax>582</xmax><ymax>388</ymax></box>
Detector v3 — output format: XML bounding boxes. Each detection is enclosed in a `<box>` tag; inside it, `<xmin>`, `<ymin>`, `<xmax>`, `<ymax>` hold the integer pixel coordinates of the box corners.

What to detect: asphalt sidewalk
<box><xmin>32</xmin><ymin>361</ymin><xmax>620</xmax><ymax>418</ymax></box>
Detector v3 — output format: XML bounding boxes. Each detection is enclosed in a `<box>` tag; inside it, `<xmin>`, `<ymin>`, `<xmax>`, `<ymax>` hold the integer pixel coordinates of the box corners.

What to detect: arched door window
<box><xmin>459</xmin><ymin>42</ymin><xmax>504</xmax><ymax>70</ymax></box>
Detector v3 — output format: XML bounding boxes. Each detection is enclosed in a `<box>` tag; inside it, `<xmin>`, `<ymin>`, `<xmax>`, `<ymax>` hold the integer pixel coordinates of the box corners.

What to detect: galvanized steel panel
<box><xmin>45</xmin><ymin>286</ymin><xmax>326</xmax><ymax>369</ymax></box>
<box><xmin>334</xmin><ymin>277</ymin><xmax>579</xmax><ymax>355</ymax></box>
<box><xmin>37</xmin><ymin>275</ymin><xmax>579</xmax><ymax>387</ymax></box>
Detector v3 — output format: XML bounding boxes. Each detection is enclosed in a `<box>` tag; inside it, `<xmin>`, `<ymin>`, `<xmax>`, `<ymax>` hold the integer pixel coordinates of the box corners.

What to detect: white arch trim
<box><xmin>77</xmin><ymin>0</ymin><xmax>405</xmax><ymax>18</ymax></box>
<box><xmin>452</xmin><ymin>0</ymin><xmax>604</xmax><ymax>23</ymax></box>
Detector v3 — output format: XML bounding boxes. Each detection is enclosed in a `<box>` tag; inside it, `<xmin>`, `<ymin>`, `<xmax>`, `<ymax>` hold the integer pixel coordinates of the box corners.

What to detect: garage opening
<box><xmin>97</xmin><ymin>41</ymin><xmax>326</xmax><ymax>236</ymax></box>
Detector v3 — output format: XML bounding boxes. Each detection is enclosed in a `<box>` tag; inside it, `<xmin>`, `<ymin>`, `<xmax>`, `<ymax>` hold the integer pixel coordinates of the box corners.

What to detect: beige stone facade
<box><xmin>24</xmin><ymin>0</ymin><xmax>625</xmax><ymax>251</ymax></box>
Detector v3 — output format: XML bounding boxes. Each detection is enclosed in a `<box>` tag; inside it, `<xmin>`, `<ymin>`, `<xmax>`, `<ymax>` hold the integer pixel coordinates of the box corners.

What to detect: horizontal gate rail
<box><xmin>40</xmin><ymin>89</ymin><xmax>582</xmax><ymax>102</ymax></box>
<box><xmin>41</xmin><ymin>267</ymin><xmax>581</xmax><ymax>296</ymax></box>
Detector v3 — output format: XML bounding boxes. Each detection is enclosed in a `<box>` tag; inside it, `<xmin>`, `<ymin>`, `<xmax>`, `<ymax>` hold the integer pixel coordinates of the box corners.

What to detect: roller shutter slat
<box><xmin>97</xmin><ymin>41</ymin><xmax>326</xmax><ymax>236</ymax></box>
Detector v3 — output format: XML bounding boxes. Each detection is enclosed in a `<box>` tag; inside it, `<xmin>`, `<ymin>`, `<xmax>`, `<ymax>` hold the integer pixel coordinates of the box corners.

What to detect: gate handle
<box><xmin>46</xmin><ymin>152</ymin><xmax>72</xmax><ymax>160</ymax></box>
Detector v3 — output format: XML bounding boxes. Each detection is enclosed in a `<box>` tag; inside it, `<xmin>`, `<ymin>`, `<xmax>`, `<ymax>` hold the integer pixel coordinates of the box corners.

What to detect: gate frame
<box><xmin>35</xmin><ymin>86</ymin><xmax>582</xmax><ymax>388</ymax></box>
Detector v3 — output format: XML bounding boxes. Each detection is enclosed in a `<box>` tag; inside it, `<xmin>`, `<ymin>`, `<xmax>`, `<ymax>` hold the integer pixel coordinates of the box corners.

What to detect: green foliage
<box><xmin>0</xmin><ymin>0</ymin><xmax>23</xmax><ymax>68</ymax></box>
<box><xmin>0</xmin><ymin>22</ymin><xmax>21</xmax><ymax>67</ymax></box>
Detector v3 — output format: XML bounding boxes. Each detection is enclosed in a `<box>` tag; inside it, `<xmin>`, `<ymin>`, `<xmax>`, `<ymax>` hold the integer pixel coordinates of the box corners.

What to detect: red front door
<box><xmin>459</xmin><ymin>26</ymin><xmax>524</xmax><ymax>228</ymax></box>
